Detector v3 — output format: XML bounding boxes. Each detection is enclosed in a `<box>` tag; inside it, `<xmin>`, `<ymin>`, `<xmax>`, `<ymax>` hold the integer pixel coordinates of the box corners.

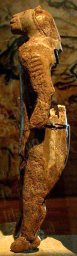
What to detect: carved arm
<box><xmin>19</xmin><ymin>48</ymin><xmax>55</xmax><ymax>129</ymax></box>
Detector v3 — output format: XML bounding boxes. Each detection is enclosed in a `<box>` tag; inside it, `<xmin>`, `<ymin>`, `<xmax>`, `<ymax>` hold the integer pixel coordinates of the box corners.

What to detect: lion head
<box><xmin>10</xmin><ymin>6</ymin><xmax>62</xmax><ymax>52</ymax></box>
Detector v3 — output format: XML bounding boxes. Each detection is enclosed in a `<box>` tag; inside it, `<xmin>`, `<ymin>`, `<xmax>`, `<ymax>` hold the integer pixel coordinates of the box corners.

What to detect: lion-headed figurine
<box><xmin>10</xmin><ymin>6</ymin><xmax>68</xmax><ymax>253</ymax></box>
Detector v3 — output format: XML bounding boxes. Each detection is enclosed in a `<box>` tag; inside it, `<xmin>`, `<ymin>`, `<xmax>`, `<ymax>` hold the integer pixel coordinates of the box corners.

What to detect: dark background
<box><xmin>0</xmin><ymin>0</ymin><xmax>77</xmax><ymax>199</ymax></box>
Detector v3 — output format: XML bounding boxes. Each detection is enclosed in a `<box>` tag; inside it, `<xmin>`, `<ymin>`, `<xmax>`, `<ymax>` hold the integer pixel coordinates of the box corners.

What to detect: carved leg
<box><xmin>11</xmin><ymin>130</ymin><xmax>47</xmax><ymax>252</ymax></box>
<box><xmin>21</xmin><ymin>199</ymin><xmax>46</xmax><ymax>241</ymax></box>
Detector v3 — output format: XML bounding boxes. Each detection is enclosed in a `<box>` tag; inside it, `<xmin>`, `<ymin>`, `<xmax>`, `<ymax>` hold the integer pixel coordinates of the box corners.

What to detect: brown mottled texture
<box><xmin>10</xmin><ymin>6</ymin><xmax>68</xmax><ymax>252</ymax></box>
<box><xmin>0</xmin><ymin>78</ymin><xmax>20</xmax><ymax>183</ymax></box>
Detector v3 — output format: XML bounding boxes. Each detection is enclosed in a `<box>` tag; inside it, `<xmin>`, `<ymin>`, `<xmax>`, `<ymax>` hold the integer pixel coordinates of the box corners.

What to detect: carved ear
<box><xmin>35</xmin><ymin>5</ymin><xmax>43</xmax><ymax>14</ymax></box>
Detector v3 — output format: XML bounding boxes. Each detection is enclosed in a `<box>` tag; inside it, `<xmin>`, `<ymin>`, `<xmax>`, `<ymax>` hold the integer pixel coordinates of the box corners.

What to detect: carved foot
<box><xmin>10</xmin><ymin>236</ymin><xmax>41</xmax><ymax>252</ymax></box>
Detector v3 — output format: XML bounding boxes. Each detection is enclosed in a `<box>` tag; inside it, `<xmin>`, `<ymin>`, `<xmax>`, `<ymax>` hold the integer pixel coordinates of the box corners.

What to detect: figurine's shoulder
<box><xmin>18</xmin><ymin>42</ymin><xmax>31</xmax><ymax>59</ymax></box>
<box><xmin>18</xmin><ymin>37</ymin><xmax>52</xmax><ymax>64</ymax></box>
<box><xmin>18</xmin><ymin>40</ymin><xmax>38</xmax><ymax>64</ymax></box>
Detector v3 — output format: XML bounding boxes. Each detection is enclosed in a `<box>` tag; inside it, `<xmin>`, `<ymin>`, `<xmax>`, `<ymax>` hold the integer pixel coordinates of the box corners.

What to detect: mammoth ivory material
<box><xmin>10</xmin><ymin>5</ymin><xmax>69</xmax><ymax>253</ymax></box>
<box><xmin>44</xmin><ymin>105</ymin><xmax>68</xmax><ymax>186</ymax></box>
